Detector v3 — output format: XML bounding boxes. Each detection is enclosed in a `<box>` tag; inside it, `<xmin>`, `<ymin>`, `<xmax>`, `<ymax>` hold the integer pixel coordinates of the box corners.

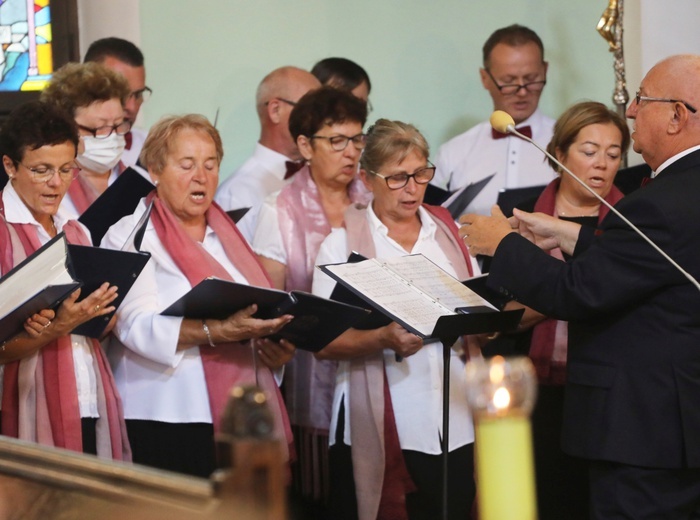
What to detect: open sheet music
<box><xmin>320</xmin><ymin>254</ymin><xmax>498</xmax><ymax>338</ymax></box>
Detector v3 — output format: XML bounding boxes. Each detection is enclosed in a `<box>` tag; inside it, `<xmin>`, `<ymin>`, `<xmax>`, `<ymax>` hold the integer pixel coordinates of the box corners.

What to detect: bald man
<box><xmin>215</xmin><ymin>66</ymin><xmax>320</xmax><ymax>240</ymax></box>
<box><xmin>461</xmin><ymin>55</ymin><xmax>700</xmax><ymax>519</ymax></box>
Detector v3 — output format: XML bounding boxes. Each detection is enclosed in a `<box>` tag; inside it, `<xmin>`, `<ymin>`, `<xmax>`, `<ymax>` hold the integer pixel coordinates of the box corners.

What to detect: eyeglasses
<box><xmin>634</xmin><ymin>91</ymin><xmax>697</xmax><ymax>114</ymax></box>
<box><xmin>264</xmin><ymin>97</ymin><xmax>297</xmax><ymax>107</ymax></box>
<box><xmin>16</xmin><ymin>161</ymin><xmax>79</xmax><ymax>184</ymax></box>
<box><xmin>77</xmin><ymin>120</ymin><xmax>132</xmax><ymax>139</ymax></box>
<box><xmin>310</xmin><ymin>133</ymin><xmax>367</xmax><ymax>152</ymax></box>
<box><xmin>369</xmin><ymin>163</ymin><xmax>436</xmax><ymax>190</ymax></box>
<box><xmin>128</xmin><ymin>86</ymin><xmax>152</xmax><ymax>104</ymax></box>
<box><xmin>485</xmin><ymin>69</ymin><xmax>547</xmax><ymax>95</ymax></box>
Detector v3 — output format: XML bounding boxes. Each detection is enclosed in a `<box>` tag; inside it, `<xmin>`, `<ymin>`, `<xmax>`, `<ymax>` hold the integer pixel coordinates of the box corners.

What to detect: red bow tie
<box><xmin>124</xmin><ymin>130</ymin><xmax>133</xmax><ymax>151</ymax></box>
<box><xmin>491</xmin><ymin>125</ymin><xmax>532</xmax><ymax>140</ymax></box>
<box><xmin>284</xmin><ymin>160</ymin><xmax>305</xmax><ymax>179</ymax></box>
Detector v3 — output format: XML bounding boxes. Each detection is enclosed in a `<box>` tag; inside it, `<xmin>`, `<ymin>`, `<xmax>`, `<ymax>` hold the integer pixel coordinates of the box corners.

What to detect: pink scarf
<box><xmin>0</xmin><ymin>196</ymin><xmax>130</xmax><ymax>460</ymax></box>
<box><xmin>277</xmin><ymin>164</ymin><xmax>371</xmax><ymax>292</ymax></box>
<box><xmin>344</xmin><ymin>202</ymin><xmax>473</xmax><ymax>520</ymax></box>
<box><xmin>66</xmin><ymin>170</ymin><xmax>100</xmax><ymax>215</ymax></box>
<box><xmin>529</xmin><ymin>178</ymin><xmax>623</xmax><ymax>385</ymax></box>
<box><xmin>146</xmin><ymin>193</ymin><xmax>293</xmax><ymax>459</ymax></box>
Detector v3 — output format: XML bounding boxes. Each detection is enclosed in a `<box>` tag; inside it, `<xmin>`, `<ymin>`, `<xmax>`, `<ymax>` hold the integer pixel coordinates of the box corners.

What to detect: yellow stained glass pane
<box><xmin>36</xmin><ymin>0</ymin><xmax>50</xmax><ymax>8</ymax></box>
<box><xmin>37</xmin><ymin>43</ymin><xmax>52</xmax><ymax>75</ymax></box>
<box><xmin>36</xmin><ymin>22</ymin><xmax>52</xmax><ymax>43</ymax></box>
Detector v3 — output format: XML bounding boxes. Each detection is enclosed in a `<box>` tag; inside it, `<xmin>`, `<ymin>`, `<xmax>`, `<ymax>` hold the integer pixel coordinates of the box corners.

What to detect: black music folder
<box><xmin>441</xmin><ymin>173</ymin><xmax>496</xmax><ymax>219</ymax></box>
<box><xmin>496</xmin><ymin>184</ymin><xmax>547</xmax><ymax>217</ymax></box>
<box><xmin>0</xmin><ymin>230</ymin><xmax>151</xmax><ymax>342</ymax></box>
<box><xmin>226</xmin><ymin>207</ymin><xmax>251</xmax><ymax>224</ymax></box>
<box><xmin>0</xmin><ymin>233</ymin><xmax>79</xmax><ymax>344</ymax></box>
<box><xmin>320</xmin><ymin>253</ymin><xmax>522</xmax><ymax>341</ymax></box>
<box><xmin>161</xmin><ymin>278</ymin><xmax>370</xmax><ymax>353</ymax></box>
<box><xmin>79</xmin><ymin>166</ymin><xmax>154</xmax><ymax>246</ymax></box>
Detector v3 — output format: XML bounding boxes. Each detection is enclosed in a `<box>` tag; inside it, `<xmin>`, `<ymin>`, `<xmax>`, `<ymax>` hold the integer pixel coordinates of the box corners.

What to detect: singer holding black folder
<box><xmin>312</xmin><ymin>119</ymin><xmax>481</xmax><ymax>520</ymax></box>
<box><xmin>102</xmin><ymin>115</ymin><xmax>294</xmax><ymax>478</ymax></box>
<box><xmin>461</xmin><ymin>55</ymin><xmax>700</xmax><ymax>519</ymax></box>
<box><xmin>0</xmin><ymin>101</ymin><xmax>129</xmax><ymax>459</ymax></box>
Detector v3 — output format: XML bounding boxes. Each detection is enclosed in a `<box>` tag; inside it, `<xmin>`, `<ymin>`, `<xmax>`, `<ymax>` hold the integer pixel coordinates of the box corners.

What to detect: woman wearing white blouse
<box><xmin>103</xmin><ymin>114</ymin><xmax>295</xmax><ymax>478</ymax></box>
<box><xmin>312</xmin><ymin>119</ymin><xmax>481</xmax><ymax>520</ymax></box>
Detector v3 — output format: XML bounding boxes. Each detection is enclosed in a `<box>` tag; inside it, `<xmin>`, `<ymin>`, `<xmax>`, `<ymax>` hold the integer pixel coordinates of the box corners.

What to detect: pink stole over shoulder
<box><xmin>529</xmin><ymin>179</ymin><xmax>624</xmax><ymax>385</ymax></box>
<box><xmin>66</xmin><ymin>170</ymin><xmax>100</xmax><ymax>215</ymax></box>
<box><xmin>146</xmin><ymin>193</ymin><xmax>293</xmax><ymax>458</ymax></box>
<box><xmin>0</xmin><ymin>197</ymin><xmax>130</xmax><ymax>460</ymax></box>
<box><xmin>343</xmin><ymin>202</ymin><xmax>473</xmax><ymax>520</ymax></box>
<box><xmin>275</xmin><ymin>165</ymin><xmax>371</xmax><ymax>432</ymax></box>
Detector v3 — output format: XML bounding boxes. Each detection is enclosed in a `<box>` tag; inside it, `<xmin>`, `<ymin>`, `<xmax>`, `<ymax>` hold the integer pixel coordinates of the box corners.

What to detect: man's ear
<box><xmin>267</xmin><ymin>99</ymin><xmax>282</xmax><ymax>125</ymax></box>
<box><xmin>668</xmin><ymin>102</ymin><xmax>690</xmax><ymax>135</ymax></box>
<box><xmin>479</xmin><ymin>68</ymin><xmax>490</xmax><ymax>90</ymax></box>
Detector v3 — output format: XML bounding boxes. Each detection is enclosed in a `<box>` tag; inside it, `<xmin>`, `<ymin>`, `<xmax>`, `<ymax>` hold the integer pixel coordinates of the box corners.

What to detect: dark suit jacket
<box><xmin>488</xmin><ymin>149</ymin><xmax>700</xmax><ymax>469</ymax></box>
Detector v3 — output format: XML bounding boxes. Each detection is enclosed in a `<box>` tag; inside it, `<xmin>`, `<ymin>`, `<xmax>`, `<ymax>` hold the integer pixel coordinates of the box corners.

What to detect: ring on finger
<box><xmin>43</xmin><ymin>320</ymin><xmax>52</xmax><ymax>329</ymax></box>
<box><xmin>94</xmin><ymin>305</ymin><xmax>101</xmax><ymax>313</ymax></box>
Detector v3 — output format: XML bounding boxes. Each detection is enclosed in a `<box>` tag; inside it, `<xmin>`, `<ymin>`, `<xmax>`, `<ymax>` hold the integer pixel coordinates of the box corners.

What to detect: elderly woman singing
<box><xmin>102</xmin><ymin>115</ymin><xmax>294</xmax><ymax>477</ymax></box>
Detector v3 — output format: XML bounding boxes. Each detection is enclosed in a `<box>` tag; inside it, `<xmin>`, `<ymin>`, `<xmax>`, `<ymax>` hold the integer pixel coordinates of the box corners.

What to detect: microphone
<box><xmin>490</xmin><ymin>110</ymin><xmax>700</xmax><ymax>292</ymax></box>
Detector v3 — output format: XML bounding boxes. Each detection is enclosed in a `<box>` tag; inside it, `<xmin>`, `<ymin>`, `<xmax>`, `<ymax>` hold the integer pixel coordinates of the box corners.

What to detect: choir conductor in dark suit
<box><xmin>460</xmin><ymin>54</ymin><xmax>700</xmax><ymax>519</ymax></box>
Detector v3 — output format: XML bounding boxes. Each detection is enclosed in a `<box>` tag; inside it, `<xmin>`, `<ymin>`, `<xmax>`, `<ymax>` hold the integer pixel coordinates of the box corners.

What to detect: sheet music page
<box><xmin>380</xmin><ymin>255</ymin><xmax>496</xmax><ymax>311</ymax></box>
<box><xmin>323</xmin><ymin>259</ymin><xmax>452</xmax><ymax>336</ymax></box>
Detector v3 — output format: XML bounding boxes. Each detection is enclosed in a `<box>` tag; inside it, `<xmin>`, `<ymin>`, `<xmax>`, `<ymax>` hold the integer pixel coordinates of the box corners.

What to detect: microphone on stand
<box><xmin>489</xmin><ymin>110</ymin><xmax>700</xmax><ymax>292</ymax></box>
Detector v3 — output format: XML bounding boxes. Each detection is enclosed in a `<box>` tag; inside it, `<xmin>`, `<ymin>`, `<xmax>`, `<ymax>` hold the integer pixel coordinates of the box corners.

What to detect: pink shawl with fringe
<box><xmin>146</xmin><ymin>193</ymin><xmax>293</xmax><ymax>459</ymax></box>
<box><xmin>66</xmin><ymin>171</ymin><xmax>100</xmax><ymax>215</ymax></box>
<box><xmin>529</xmin><ymin>178</ymin><xmax>623</xmax><ymax>385</ymax></box>
<box><xmin>344</xmin><ymin>202</ymin><xmax>473</xmax><ymax>520</ymax></box>
<box><xmin>0</xmin><ymin>196</ymin><xmax>130</xmax><ymax>460</ymax></box>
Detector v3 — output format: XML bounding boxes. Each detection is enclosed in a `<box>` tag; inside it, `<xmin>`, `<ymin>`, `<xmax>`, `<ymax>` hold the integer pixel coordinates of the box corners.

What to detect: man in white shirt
<box><xmin>215</xmin><ymin>66</ymin><xmax>320</xmax><ymax>240</ymax></box>
<box><xmin>84</xmin><ymin>37</ymin><xmax>151</xmax><ymax>172</ymax></box>
<box><xmin>433</xmin><ymin>24</ymin><xmax>556</xmax><ymax>216</ymax></box>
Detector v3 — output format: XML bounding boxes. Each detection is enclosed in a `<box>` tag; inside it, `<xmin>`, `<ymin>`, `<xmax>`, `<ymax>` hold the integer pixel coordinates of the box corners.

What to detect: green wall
<box><xmin>139</xmin><ymin>1</ymin><xmax>619</xmax><ymax>180</ymax></box>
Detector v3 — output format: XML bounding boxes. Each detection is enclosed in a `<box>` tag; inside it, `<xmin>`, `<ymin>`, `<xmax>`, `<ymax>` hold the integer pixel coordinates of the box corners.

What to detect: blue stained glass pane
<box><xmin>0</xmin><ymin>51</ymin><xmax>28</xmax><ymax>90</ymax></box>
<box><xmin>35</xmin><ymin>6</ymin><xmax>50</xmax><ymax>26</ymax></box>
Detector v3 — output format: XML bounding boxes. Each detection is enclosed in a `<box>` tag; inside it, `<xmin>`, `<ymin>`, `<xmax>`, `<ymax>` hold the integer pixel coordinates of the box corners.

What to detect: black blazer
<box><xmin>488</xmin><ymin>149</ymin><xmax>700</xmax><ymax>469</ymax></box>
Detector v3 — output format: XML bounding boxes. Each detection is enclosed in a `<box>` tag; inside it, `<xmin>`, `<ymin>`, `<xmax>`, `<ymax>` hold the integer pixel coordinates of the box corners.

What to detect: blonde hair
<box><xmin>140</xmin><ymin>114</ymin><xmax>223</xmax><ymax>174</ymax></box>
<box><xmin>360</xmin><ymin>118</ymin><xmax>429</xmax><ymax>174</ymax></box>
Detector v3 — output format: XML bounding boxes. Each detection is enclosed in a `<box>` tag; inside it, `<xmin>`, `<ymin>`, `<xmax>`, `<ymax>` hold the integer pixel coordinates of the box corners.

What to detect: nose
<box><xmin>46</xmin><ymin>170</ymin><xmax>62</xmax><ymax>187</ymax></box>
<box><xmin>626</xmin><ymin>100</ymin><xmax>638</xmax><ymax>119</ymax></box>
<box><xmin>404</xmin><ymin>175</ymin><xmax>419</xmax><ymax>193</ymax></box>
<box><xmin>192</xmin><ymin>164</ymin><xmax>207</xmax><ymax>183</ymax></box>
<box><xmin>124</xmin><ymin>97</ymin><xmax>140</xmax><ymax>121</ymax></box>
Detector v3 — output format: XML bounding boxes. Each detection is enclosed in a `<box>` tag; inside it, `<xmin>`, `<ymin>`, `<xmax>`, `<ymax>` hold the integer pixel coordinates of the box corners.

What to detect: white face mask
<box><xmin>77</xmin><ymin>133</ymin><xmax>126</xmax><ymax>173</ymax></box>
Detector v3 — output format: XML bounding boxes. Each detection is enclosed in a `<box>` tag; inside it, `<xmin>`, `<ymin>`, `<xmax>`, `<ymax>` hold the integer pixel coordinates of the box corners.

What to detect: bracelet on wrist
<box><xmin>202</xmin><ymin>319</ymin><xmax>215</xmax><ymax>347</ymax></box>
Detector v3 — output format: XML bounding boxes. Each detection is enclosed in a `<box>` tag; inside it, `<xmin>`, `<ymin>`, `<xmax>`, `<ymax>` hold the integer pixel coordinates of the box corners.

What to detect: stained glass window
<box><xmin>0</xmin><ymin>0</ymin><xmax>53</xmax><ymax>92</ymax></box>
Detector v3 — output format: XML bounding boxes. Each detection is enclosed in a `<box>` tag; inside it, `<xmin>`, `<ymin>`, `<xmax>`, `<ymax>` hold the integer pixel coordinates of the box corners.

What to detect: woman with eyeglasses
<box><xmin>40</xmin><ymin>62</ymin><xmax>131</xmax><ymax>219</ymax></box>
<box><xmin>252</xmin><ymin>85</ymin><xmax>370</xmax><ymax>510</ymax></box>
<box><xmin>311</xmin><ymin>119</ymin><xmax>481</xmax><ymax>520</ymax></box>
<box><xmin>0</xmin><ymin>101</ymin><xmax>128</xmax><ymax>458</ymax></box>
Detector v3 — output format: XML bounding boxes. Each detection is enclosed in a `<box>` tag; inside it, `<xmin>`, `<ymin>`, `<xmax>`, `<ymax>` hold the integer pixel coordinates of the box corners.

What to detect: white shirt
<box><xmin>433</xmin><ymin>109</ymin><xmax>556</xmax><ymax>216</ymax></box>
<box><xmin>102</xmin><ymin>199</ymin><xmax>253</xmax><ymax>424</ymax></box>
<box><xmin>1</xmin><ymin>183</ymin><xmax>98</xmax><ymax>417</ymax></box>
<box><xmin>215</xmin><ymin>143</ymin><xmax>291</xmax><ymax>242</ymax></box>
<box><xmin>312</xmin><ymin>204</ymin><xmax>476</xmax><ymax>454</ymax></box>
<box><xmin>119</xmin><ymin>127</ymin><xmax>147</xmax><ymax>170</ymax></box>
<box><xmin>251</xmin><ymin>191</ymin><xmax>287</xmax><ymax>264</ymax></box>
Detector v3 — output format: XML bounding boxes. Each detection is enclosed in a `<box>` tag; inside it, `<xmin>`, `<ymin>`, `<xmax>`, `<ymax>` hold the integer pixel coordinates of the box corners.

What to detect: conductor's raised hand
<box><xmin>50</xmin><ymin>283</ymin><xmax>118</xmax><ymax>337</ymax></box>
<box><xmin>380</xmin><ymin>322</ymin><xmax>423</xmax><ymax>358</ymax></box>
<box><xmin>218</xmin><ymin>304</ymin><xmax>293</xmax><ymax>343</ymax></box>
<box><xmin>459</xmin><ymin>205</ymin><xmax>516</xmax><ymax>257</ymax></box>
<box><xmin>513</xmin><ymin>208</ymin><xmax>582</xmax><ymax>255</ymax></box>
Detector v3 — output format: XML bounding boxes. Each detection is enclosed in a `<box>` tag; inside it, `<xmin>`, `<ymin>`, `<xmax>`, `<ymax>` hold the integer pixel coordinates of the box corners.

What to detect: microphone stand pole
<box><xmin>440</xmin><ymin>335</ymin><xmax>458</xmax><ymax>520</ymax></box>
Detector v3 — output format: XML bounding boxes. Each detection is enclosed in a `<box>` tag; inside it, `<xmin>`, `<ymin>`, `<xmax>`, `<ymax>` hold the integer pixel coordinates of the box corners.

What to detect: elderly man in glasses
<box><xmin>432</xmin><ymin>24</ymin><xmax>556</xmax><ymax>218</ymax></box>
<box><xmin>215</xmin><ymin>66</ymin><xmax>321</xmax><ymax>241</ymax></box>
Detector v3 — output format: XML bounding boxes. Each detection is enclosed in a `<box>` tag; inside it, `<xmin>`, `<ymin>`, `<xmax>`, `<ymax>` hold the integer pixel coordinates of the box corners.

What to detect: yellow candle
<box><xmin>474</xmin><ymin>414</ymin><xmax>537</xmax><ymax>520</ymax></box>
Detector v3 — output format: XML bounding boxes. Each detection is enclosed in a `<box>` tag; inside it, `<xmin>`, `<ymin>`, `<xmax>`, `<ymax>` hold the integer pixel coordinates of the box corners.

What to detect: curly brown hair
<box><xmin>40</xmin><ymin>62</ymin><xmax>130</xmax><ymax>117</ymax></box>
